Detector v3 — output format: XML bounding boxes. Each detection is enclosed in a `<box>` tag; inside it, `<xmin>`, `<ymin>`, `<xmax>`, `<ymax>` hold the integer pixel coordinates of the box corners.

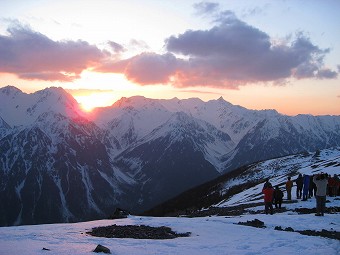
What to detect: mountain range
<box><xmin>1</xmin><ymin>85</ymin><xmax>340</xmax><ymax>226</ymax></box>
<box><xmin>1</xmin><ymin>146</ymin><xmax>339</xmax><ymax>255</ymax></box>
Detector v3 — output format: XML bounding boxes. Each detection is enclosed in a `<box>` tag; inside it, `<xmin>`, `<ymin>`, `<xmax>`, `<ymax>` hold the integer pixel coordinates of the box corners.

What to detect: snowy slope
<box><xmin>134</xmin><ymin>111</ymin><xmax>234</xmax><ymax>171</ymax></box>
<box><xmin>110</xmin><ymin>111</ymin><xmax>234</xmax><ymax>211</ymax></box>
<box><xmin>92</xmin><ymin>96</ymin><xmax>173</xmax><ymax>152</ymax></box>
<box><xmin>1</xmin><ymin>154</ymin><xmax>339</xmax><ymax>255</ymax></box>
<box><xmin>0</xmin><ymin>116</ymin><xmax>11</xmax><ymax>138</ymax></box>
<box><xmin>0</xmin><ymin>207</ymin><xmax>339</xmax><ymax>255</ymax></box>
<box><xmin>218</xmin><ymin>147</ymin><xmax>340</xmax><ymax>207</ymax></box>
<box><xmin>144</xmin><ymin>147</ymin><xmax>340</xmax><ymax>218</ymax></box>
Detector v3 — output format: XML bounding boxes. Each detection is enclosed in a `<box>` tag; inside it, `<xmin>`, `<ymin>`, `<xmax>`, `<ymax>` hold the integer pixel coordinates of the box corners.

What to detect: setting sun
<box><xmin>73</xmin><ymin>92</ymin><xmax>118</xmax><ymax>112</ymax></box>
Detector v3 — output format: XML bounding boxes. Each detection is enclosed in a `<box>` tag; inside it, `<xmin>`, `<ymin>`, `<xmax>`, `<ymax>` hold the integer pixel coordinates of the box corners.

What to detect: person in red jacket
<box><xmin>262</xmin><ymin>183</ymin><xmax>275</xmax><ymax>215</ymax></box>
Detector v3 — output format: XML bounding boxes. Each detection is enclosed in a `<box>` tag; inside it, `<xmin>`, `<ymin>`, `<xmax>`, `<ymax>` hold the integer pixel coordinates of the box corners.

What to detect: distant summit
<box><xmin>0</xmin><ymin>86</ymin><xmax>84</xmax><ymax>126</ymax></box>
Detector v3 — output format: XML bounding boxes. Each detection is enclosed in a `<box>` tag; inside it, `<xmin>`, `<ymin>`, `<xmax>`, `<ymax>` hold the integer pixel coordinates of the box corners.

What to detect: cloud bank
<box><xmin>103</xmin><ymin>12</ymin><xmax>337</xmax><ymax>88</ymax></box>
<box><xmin>1</xmin><ymin>10</ymin><xmax>337</xmax><ymax>88</ymax></box>
<box><xmin>0</xmin><ymin>25</ymin><xmax>107</xmax><ymax>81</ymax></box>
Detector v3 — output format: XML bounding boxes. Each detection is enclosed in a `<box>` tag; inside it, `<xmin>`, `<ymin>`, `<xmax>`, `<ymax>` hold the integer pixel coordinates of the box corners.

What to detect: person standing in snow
<box><xmin>302</xmin><ymin>175</ymin><xmax>310</xmax><ymax>201</ymax></box>
<box><xmin>262</xmin><ymin>183</ymin><xmax>274</xmax><ymax>215</ymax></box>
<box><xmin>263</xmin><ymin>178</ymin><xmax>272</xmax><ymax>189</ymax></box>
<box><xmin>273</xmin><ymin>185</ymin><xmax>284</xmax><ymax>209</ymax></box>
<box><xmin>328</xmin><ymin>174</ymin><xmax>339</xmax><ymax>197</ymax></box>
<box><xmin>285</xmin><ymin>177</ymin><xmax>293</xmax><ymax>200</ymax></box>
<box><xmin>334</xmin><ymin>174</ymin><xmax>340</xmax><ymax>196</ymax></box>
<box><xmin>313</xmin><ymin>173</ymin><xmax>328</xmax><ymax>216</ymax></box>
<box><xmin>309</xmin><ymin>175</ymin><xmax>316</xmax><ymax>198</ymax></box>
<box><xmin>295</xmin><ymin>174</ymin><xmax>303</xmax><ymax>199</ymax></box>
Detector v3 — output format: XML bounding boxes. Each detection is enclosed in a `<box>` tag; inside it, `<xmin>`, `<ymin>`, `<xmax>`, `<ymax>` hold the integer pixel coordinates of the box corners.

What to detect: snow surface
<box><xmin>1</xmin><ymin>148</ymin><xmax>339</xmax><ymax>254</ymax></box>
<box><xmin>3</xmin><ymin>147</ymin><xmax>339</xmax><ymax>254</ymax></box>
<box><xmin>0</xmin><ymin>197</ymin><xmax>339</xmax><ymax>255</ymax></box>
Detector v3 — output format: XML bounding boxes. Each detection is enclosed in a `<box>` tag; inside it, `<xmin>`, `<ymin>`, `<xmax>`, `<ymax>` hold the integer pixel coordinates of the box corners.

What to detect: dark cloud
<box><xmin>193</xmin><ymin>2</ymin><xmax>220</xmax><ymax>16</ymax></box>
<box><xmin>96</xmin><ymin>52</ymin><xmax>178</xmax><ymax>85</ymax></box>
<box><xmin>123</xmin><ymin>53</ymin><xmax>178</xmax><ymax>85</ymax></box>
<box><xmin>6</xmin><ymin>13</ymin><xmax>336</xmax><ymax>87</ymax></box>
<box><xmin>164</xmin><ymin>16</ymin><xmax>338</xmax><ymax>87</ymax></box>
<box><xmin>0</xmin><ymin>25</ymin><xmax>107</xmax><ymax>81</ymax></box>
<box><xmin>316</xmin><ymin>68</ymin><xmax>338</xmax><ymax>79</ymax></box>
<box><xmin>95</xmin><ymin>12</ymin><xmax>338</xmax><ymax>88</ymax></box>
<box><xmin>108</xmin><ymin>41</ymin><xmax>125</xmax><ymax>53</ymax></box>
<box><xmin>166</xmin><ymin>17</ymin><xmax>271</xmax><ymax>58</ymax></box>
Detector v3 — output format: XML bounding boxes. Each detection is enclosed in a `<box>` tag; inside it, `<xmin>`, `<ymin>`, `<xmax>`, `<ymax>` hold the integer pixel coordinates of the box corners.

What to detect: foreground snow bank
<box><xmin>1</xmin><ymin>198</ymin><xmax>339</xmax><ymax>255</ymax></box>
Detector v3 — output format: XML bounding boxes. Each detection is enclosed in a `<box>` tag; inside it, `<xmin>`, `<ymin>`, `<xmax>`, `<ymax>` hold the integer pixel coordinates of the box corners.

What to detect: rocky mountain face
<box><xmin>1</xmin><ymin>86</ymin><xmax>340</xmax><ymax>226</ymax></box>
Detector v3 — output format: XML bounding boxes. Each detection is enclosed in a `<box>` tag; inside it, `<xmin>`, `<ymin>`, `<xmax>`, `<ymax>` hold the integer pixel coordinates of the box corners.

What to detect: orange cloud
<box><xmin>0</xmin><ymin>25</ymin><xmax>107</xmax><ymax>81</ymax></box>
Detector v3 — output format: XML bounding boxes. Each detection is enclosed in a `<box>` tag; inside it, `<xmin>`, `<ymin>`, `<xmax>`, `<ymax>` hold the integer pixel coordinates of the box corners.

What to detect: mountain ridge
<box><xmin>1</xmin><ymin>85</ymin><xmax>340</xmax><ymax>226</ymax></box>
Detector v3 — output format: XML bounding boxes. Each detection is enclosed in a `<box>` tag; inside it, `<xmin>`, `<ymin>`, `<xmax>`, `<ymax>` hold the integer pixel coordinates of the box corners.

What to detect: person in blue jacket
<box><xmin>302</xmin><ymin>174</ymin><xmax>310</xmax><ymax>201</ymax></box>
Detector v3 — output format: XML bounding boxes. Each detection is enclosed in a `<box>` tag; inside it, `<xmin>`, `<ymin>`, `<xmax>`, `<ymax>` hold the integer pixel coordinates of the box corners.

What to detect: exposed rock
<box><xmin>236</xmin><ymin>219</ymin><xmax>265</xmax><ymax>228</ymax></box>
<box><xmin>294</xmin><ymin>206</ymin><xmax>340</xmax><ymax>214</ymax></box>
<box><xmin>297</xmin><ymin>229</ymin><xmax>340</xmax><ymax>240</ymax></box>
<box><xmin>274</xmin><ymin>226</ymin><xmax>340</xmax><ymax>241</ymax></box>
<box><xmin>274</xmin><ymin>226</ymin><xmax>283</xmax><ymax>231</ymax></box>
<box><xmin>108</xmin><ymin>208</ymin><xmax>129</xmax><ymax>219</ymax></box>
<box><xmin>93</xmin><ymin>244</ymin><xmax>111</xmax><ymax>254</ymax></box>
<box><xmin>87</xmin><ymin>224</ymin><xmax>191</xmax><ymax>239</ymax></box>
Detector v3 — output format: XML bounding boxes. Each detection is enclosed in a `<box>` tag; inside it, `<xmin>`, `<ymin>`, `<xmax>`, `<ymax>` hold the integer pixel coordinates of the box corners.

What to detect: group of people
<box><xmin>262</xmin><ymin>173</ymin><xmax>339</xmax><ymax>216</ymax></box>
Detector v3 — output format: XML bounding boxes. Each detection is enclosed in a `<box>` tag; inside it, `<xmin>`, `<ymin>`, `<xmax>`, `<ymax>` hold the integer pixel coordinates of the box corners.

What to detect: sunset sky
<box><xmin>1</xmin><ymin>0</ymin><xmax>339</xmax><ymax>115</ymax></box>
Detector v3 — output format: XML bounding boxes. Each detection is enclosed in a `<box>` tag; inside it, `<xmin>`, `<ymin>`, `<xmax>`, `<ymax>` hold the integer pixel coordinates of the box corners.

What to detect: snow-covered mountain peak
<box><xmin>0</xmin><ymin>85</ymin><xmax>23</xmax><ymax>96</ymax></box>
<box><xmin>113</xmin><ymin>96</ymin><xmax>165</xmax><ymax>110</ymax></box>
<box><xmin>159</xmin><ymin>97</ymin><xmax>205</xmax><ymax>113</ymax></box>
<box><xmin>140</xmin><ymin>111</ymin><xmax>233</xmax><ymax>152</ymax></box>
<box><xmin>0</xmin><ymin>86</ymin><xmax>84</xmax><ymax>126</ymax></box>
<box><xmin>32</xmin><ymin>86</ymin><xmax>81</xmax><ymax>112</ymax></box>
<box><xmin>151</xmin><ymin>112</ymin><xmax>206</xmax><ymax>141</ymax></box>
<box><xmin>34</xmin><ymin>86</ymin><xmax>77</xmax><ymax>102</ymax></box>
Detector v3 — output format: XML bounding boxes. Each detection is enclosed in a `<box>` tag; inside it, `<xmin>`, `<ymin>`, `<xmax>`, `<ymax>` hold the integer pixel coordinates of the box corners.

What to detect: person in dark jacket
<box><xmin>309</xmin><ymin>175</ymin><xmax>316</xmax><ymax>197</ymax></box>
<box><xmin>302</xmin><ymin>174</ymin><xmax>310</xmax><ymax>201</ymax></box>
<box><xmin>295</xmin><ymin>174</ymin><xmax>303</xmax><ymax>199</ymax></box>
<box><xmin>273</xmin><ymin>185</ymin><xmax>284</xmax><ymax>209</ymax></box>
<box><xmin>263</xmin><ymin>178</ymin><xmax>272</xmax><ymax>189</ymax></box>
<box><xmin>285</xmin><ymin>177</ymin><xmax>293</xmax><ymax>200</ymax></box>
<box><xmin>262</xmin><ymin>183</ymin><xmax>275</xmax><ymax>215</ymax></box>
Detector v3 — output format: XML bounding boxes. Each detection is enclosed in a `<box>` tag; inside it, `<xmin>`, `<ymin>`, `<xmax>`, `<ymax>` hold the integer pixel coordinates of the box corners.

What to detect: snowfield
<box><xmin>1</xmin><ymin>147</ymin><xmax>339</xmax><ymax>254</ymax></box>
<box><xmin>1</xmin><ymin>197</ymin><xmax>339</xmax><ymax>255</ymax></box>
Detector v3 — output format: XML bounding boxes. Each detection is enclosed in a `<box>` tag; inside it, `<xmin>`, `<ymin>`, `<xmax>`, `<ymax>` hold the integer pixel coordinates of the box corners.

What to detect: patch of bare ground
<box><xmin>87</xmin><ymin>224</ymin><xmax>191</xmax><ymax>239</ymax></box>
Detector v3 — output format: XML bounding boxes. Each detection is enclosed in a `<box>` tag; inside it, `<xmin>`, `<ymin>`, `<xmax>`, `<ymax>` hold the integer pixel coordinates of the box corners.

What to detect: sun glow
<box><xmin>73</xmin><ymin>92</ymin><xmax>118</xmax><ymax>112</ymax></box>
